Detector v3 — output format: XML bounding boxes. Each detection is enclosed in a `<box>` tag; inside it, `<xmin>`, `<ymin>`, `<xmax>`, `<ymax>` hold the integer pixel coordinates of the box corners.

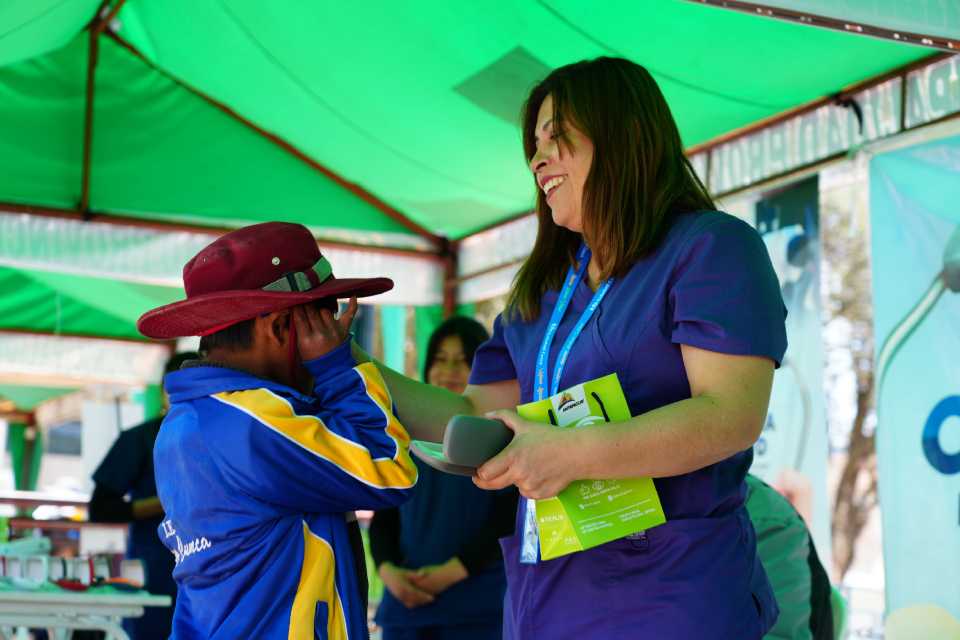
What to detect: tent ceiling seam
<box><xmin>0</xmin><ymin>328</ymin><xmax>155</xmax><ymax>345</ymax></box>
<box><xmin>103</xmin><ymin>29</ymin><xmax>444</xmax><ymax>245</ymax></box>
<box><xmin>0</xmin><ymin>0</ymin><xmax>75</xmax><ymax>41</ymax></box>
<box><xmin>0</xmin><ymin>202</ymin><xmax>444</xmax><ymax>261</ymax></box>
<box><xmin>210</xmin><ymin>0</ymin><xmax>519</xmax><ymax>202</ymax></box>
<box><xmin>535</xmin><ymin>0</ymin><xmax>789</xmax><ymax>110</ymax></box>
<box><xmin>689</xmin><ymin>0</ymin><xmax>960</xmax><ymax>52</ymax></box>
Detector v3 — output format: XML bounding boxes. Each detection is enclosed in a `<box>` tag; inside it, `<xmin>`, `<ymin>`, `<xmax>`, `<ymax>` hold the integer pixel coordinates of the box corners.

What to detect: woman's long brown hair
<box><xmin>507</xmin><ymin>57</ymin><xmax>715</xmax><ymax>322</ymax></box>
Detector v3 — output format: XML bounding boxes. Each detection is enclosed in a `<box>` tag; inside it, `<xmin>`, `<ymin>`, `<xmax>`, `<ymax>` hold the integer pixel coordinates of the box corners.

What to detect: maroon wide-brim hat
<box><xmin>138</xmin><ymin>222</ymin><xmax>392</xmax><ymax>339</ymax></box>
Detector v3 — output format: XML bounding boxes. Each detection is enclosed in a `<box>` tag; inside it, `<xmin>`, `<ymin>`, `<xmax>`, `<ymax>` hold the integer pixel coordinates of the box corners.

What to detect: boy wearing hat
<box><xmin>139</xmin><ymin>222</ymin><xmax>418</xmax><ymax>639</ymax></box>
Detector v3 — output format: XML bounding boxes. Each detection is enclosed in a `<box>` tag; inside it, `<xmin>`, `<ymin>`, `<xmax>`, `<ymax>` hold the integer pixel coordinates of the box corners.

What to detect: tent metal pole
<box><xmin>86</xmin><ymin>0</ymin><xmax>128</xmax><ymax>34</ymax></box>
<box><xmin>102</xmin><ymin>30</ymin><xmax>444</xmax><ymax>247</ymax></box>
<box><xmin>80</xmin><ymin>1</ymin><xmax>129</xmax><ymax>216</ymax></box>
<box><xmin>0</xmin><ymin>327</ymin><xmax>163</xmax><ymax>346</ymax></box>
<box><xmin>0</xmin><ymin>410</ymin><xmax>33</xmax><ymax>425</ymax></box>
<box><xmin>687</xmin><ymin>0</ymin><xmax>960</xmax><ymax>52</ymax></box>
<box><xmin>686</xmin><ymin>51</ymin><xmax>950</xmax><ymax>157</ymax></box>
<box><xmin>899</xmin><ymin>69</ymin><xmax>909</xmax><ymax>132</ymax></box>
<box><xmin>441</xmin><ymin>240</ymin><xmax>459</xmax><ymax>317</ymax></box>
<box><xmin>79</xmin><ymin>25</ymin><xmax>101</xmax><ymax>215</ymax></box>
<box><xmin>466</xmin><ymin>210</ymin><xmax>535</xmax><ymax>237</ymax></box>
<box><xmin>457</xmin><ymin>257</ymin><xmax>526</xmax><ymax>285</ymax></box>
<box><xmin>0</xmin><ymin>202</ymin><xmax>445</xmax><ymax>262</ymax></box>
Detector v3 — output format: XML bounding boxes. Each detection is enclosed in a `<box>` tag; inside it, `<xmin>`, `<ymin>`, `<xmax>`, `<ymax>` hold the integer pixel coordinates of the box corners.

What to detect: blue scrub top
<box><xmin>92</xmin><ymin>418</ymin><xmax>176</xmax><ymax>640</ymax></box>
<box><xmin>470</xmin><ymin>211</ymin><xmax>788</xmax><ymax>639</ymax></box>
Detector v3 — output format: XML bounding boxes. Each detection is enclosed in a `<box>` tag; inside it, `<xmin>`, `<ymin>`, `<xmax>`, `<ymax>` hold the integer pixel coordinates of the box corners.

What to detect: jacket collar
<box><xmin>164</xmin><ymin>363</ymin><xmax>312</xmax><ymax>404</ymax></box>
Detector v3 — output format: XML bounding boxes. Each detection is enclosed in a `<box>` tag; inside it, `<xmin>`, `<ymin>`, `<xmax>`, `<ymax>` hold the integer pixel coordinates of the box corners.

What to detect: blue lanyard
<box><xmin>521</xmin><ymin>243</ymin><xmax>613</xmax><ymax>565</ymax></box>
<box><xmin>534</xmin><ymin>244</ymin><xmax>613</xmax><ymax>401</ymax></box>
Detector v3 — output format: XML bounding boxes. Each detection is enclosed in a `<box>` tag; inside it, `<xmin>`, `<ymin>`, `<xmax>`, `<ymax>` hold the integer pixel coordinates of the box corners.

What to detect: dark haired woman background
<box><xmin>358</xmin><ymin>57</ymin><xmax>787</xmax><ymax>638</ymax></box>
<box><xmin>370</xmin><ymin>316</ymin><xmax>518</xmax><ymax>640</ymax></box>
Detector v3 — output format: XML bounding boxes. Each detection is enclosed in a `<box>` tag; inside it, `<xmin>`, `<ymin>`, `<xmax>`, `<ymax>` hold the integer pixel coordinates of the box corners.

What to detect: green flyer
<box><xmin>517</xmin><ymin>373</ymin><xmax>667</xmax><ymax>560</ymax></box>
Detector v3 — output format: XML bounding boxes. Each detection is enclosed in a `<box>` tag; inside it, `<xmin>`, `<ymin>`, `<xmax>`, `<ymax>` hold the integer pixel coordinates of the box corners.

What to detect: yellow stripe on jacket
<box><xmin>213</xmin><ymin>364</ymin><xmax>416</xmax><ymax>489</ymax></box>
<box><xmin>288</xmin><ymin>521</ymin><xmax>347</xmax><ymax>640</ymax></box>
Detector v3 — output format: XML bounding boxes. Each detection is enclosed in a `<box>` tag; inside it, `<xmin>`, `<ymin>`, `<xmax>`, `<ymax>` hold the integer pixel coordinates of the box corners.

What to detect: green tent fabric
<box><xmin>0</xmin><ymin>384</ymin><xmax>78</xmax><ymax>411</ymax></box>
<box><xmin>106</xmin><ymin>0</ymin><xmax>930</xmax><ymax>237</ymax></box>
<box><xmin>0</xmin><ymin>34</ymin><xmax>412</xmax><ymax>235</ymax></box>
<box><xmin>0</xmin><ymin>0</ymin><xmax>934</xmax><ymax>241</ymax></box>
<box><xmin>0</xmin><ymin>0</ymin><xmax>101</xmax><ymax>66</ymax></box>
<box><xmin>0</xmin><ymin>265</ymin><xmax>181</xmax><ymax>340</ymax></box>
<box><xmin>0</xmin><ymin>0</ymin><xmax>943</xmax><ymax>347</ymax></box>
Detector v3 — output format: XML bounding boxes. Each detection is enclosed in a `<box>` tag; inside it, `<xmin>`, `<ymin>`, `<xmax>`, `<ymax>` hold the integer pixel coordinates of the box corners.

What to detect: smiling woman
<box><xmin>512</xmin><ymin>57</ymin><xmax>716</xmax><ymax>321</ymax></box>
<box><xmin>369</xmin><ymin>316</ymin><xmax>518</xmax><ymax>640</ymax></box>
<box><xmin>360</xmin><ymin>57</ymin><xmax>787</xmax><ymax>640</ymax></box>
<box><xmin>527</xmin><ymin>94</ymin><xmax>595</xmax><ymax>234</ymax></box>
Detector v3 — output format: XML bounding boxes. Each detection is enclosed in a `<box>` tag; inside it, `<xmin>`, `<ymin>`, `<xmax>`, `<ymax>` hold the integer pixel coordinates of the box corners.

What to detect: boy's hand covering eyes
<box><xmin>292</xmin><ymin>297</ymin><xmax>358</xmax><ymax>361</ymax></box>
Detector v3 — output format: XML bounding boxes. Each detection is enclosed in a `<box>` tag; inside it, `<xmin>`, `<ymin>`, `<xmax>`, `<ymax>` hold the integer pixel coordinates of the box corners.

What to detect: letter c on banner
<box><xmin>923</xmin><ymin>396</ymin><xmax>960</xmax><ymax>475</ymax></box>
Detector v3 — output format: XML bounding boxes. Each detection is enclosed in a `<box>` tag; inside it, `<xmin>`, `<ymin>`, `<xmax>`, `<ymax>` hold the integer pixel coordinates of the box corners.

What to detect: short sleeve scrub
<box><xmin>469</xmin><ymin>212</ymin><xmax>788</xmax><ymax>639</ymax></box>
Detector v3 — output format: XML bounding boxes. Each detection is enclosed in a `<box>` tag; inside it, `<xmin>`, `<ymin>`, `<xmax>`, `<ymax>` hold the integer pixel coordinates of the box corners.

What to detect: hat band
<box><xmin>262</xmin><ymin>257</ymin><xmax>333</xmax><ymax>293</ymax></box>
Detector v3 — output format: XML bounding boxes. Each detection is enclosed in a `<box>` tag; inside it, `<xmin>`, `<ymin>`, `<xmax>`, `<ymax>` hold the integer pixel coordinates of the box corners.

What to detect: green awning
<box><xmin>0</xmin><ymin>0</ymin><xmax>944</xmax><ymax>348</ymax></box>
<box><xmin>0</xmin><ymin>0</ymin><xmax>933</xmax><ymax>239</ymax></box>
<box><xmin>0</xmin><ymin>0</ymin><xmax>101</xmax><ymax>66</ymax></box>
<box><xmin>0</xmin><ymin>383</ymin><xmax>78</xmax><ymax>411</ymax></box>
<box><xmin>0</xmin><ymin>33</ymin><xmax>411</xmax><ymax>235</ymax></box>
<box><xmin>0</xmin><ymin>265</ymin><xmax>181</xmax><ymax>340</ymax></box>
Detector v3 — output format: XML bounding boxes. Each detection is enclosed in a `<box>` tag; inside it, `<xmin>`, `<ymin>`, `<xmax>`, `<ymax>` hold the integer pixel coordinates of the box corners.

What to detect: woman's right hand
<box><xmin>378</xmin><ymin>562</ymin><xmax>436</xmax><ymax>609</ymax></box>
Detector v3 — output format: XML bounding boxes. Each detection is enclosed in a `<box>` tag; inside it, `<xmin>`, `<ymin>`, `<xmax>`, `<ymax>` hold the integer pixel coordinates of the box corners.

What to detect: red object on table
<box><xmin>54</xmin><ymin>579</ymin><xmax>89</xmax><ymax>592</ymax></box>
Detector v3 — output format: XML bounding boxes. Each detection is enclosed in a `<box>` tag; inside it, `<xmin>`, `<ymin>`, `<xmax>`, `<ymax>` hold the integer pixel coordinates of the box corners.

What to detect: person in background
<box><xmin>370</xmin><ymin>316</ymin><xmax>519</xmax><ymax>640</ymax></box>
<box><xmin>745</xmin><ymin>474</ymin><xmax>833</xmax><ymax>640</ymax></box>
<box><xmin>89</xmin><ymin>351</ymin><xmax>197</xmax><ymax>640</ymax></box>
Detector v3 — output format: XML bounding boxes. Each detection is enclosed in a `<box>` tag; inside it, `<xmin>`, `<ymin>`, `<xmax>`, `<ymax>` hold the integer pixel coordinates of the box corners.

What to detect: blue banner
<box><xmin>871</xmin><ymin>135</ymin><xmax>960</xmax><ymax>623</ymax></box>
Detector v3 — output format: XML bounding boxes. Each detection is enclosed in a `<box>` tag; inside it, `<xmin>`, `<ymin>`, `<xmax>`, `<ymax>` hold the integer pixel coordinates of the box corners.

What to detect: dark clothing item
<box><xmin>807</xmin><ymin>550</ymin><xmax>834</xmax><ymax>640</ymax></box>
<box><xmin>89</xmin><ymin>485</ymin><xmax>134</xmax><ymax>522</ymax></box>
<box><xmin>381</xmin><ymin>621</ymin><xmax>503</xmax><ymax>640</ymax></box>
<box><xmin>346</xmin><ymin>517</ymin><xmax>369</xmax><ymax>615</ymax></box>
<box><xmin>371</xmin><ymin>458</ymin><xmax>518</xmax><ymax>630</ymax></box>
<box><xmin>470</xmin><ymin>211</ymin><xmax>788</xmax><ymax>638</ymax></box>
<box><xmin>91</xmin><ymin>417</ymin><xmax>175</xmax><ymax>640</ymax></box>
<box><xmin>745</xmin><ymin>475</ymin><xmax>833</xmax><ymax>640</ymax></box>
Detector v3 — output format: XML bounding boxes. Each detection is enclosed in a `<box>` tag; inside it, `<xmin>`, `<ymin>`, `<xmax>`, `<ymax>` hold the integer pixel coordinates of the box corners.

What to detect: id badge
<box><xmin>519</xmin><ymin>498</ymin><xmax>539</xmax><ymax>564</ymax></box>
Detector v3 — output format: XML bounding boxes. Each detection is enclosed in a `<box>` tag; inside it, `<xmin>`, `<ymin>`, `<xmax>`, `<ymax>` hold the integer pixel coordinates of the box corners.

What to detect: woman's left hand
<box><xmin>474</xmin><ymin>410</ymin><xmax>577</xmax><ymax>499</ymax></box>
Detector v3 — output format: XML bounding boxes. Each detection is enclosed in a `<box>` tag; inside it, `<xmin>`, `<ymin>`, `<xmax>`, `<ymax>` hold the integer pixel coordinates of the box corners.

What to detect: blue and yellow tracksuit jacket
<box><xmin>154</xmin><ymin>341</ymin><xmax>417</xmax><ymax>639</ymax></box>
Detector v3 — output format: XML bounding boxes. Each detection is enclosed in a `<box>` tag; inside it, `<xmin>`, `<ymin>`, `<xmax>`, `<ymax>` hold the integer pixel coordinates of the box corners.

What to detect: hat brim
<box><xmin>138</xmin><ymin>277</ymin><xmax>392</xmax><ymax>339</ymax></box>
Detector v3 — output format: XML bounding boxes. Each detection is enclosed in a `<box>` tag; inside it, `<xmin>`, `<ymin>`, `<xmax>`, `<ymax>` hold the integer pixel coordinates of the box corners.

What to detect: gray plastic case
<box><xmin>409</xmin><ymin>415</ymin><xmax>513</xmax><ymax>477</ymax></box>
<box><xmin>409</xmin><ymin>440</ymin><xmax>477</xmax><ymax>476</ymax></box>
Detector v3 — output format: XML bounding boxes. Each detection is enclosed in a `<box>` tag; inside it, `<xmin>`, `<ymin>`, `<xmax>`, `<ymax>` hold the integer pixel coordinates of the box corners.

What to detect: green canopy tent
<box><xmin>0</xmin><ymin>384</ymin><xmax>79</xmax><ymax>491</ymax></box>
<box><xmin>0</xmin><ymin>0</ymin><xmax>943</xmax><ymax>232</ymax></box>
<box><xmin>0</xmin><ymin>385</ymin><xmax>78</xmax><ymax>411</ymax></box>
<box><xmin>0</xmin><ymin>0</ymin><xmax>955</xmax><ymax>363</ymax></box>
<box><xmin>3</xmin><ymin>3</ymin><xmax>959</xmax><ymax>617</ymax></box>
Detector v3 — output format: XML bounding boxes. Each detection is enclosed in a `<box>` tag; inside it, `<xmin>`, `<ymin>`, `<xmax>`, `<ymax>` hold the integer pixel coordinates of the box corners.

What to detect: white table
<box><xmin>0</xmin><ymin>588</ymin><xmax>170</xmax><ymax>640</ymax></box>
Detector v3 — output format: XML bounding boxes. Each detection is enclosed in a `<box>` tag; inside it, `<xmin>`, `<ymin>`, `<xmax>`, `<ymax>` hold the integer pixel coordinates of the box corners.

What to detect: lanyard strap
<box><xmin>534</xmin><ymin>244</ymin><xmax>613</xmax><ymax>401</ymax></box>
<box><xmin>521</xmin><ymin>243</ymin><xmax>612</xmax><ymax>565</ymax></box>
